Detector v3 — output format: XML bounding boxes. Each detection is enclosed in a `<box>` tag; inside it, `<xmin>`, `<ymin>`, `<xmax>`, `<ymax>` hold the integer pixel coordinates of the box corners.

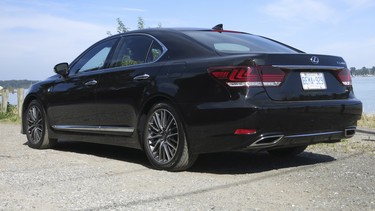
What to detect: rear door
<box><xmin>95</xmin><ymin>35</ymin><xmax>166</xmax><ymax>136</ymax></box>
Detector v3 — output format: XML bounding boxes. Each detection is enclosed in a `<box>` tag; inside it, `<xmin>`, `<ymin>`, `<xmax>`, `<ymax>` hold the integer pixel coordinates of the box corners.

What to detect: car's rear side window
<box><xmin>110</xmin><ymin>35</ymin><xmax>165</xmax><ymax>68</ymax></box>
<box><xmin>183</xmin><ymin>31</ymin><xmax>299</xmax><ymax>54</ymax></box>
<box><xmin>110</xmin><ymin>36</ymin><xmax>153</xmax><ymax>67</ymax></box>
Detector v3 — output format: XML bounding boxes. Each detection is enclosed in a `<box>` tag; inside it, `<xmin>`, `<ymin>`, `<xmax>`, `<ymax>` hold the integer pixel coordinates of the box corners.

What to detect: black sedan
<box><xmin>22</xmin><ymin>25</ymin><xmax>362</xmax><ymax>171</ymax></box>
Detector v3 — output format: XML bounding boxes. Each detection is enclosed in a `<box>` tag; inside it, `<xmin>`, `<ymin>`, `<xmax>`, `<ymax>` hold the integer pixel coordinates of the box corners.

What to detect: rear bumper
<box><xmin>181</xmin><ymin>98</ymin><xmax>362</xmax><ymax>154</ymax></box>
<box><xmin>246</xmin><ymin>128</ymin><xmax>355</xmax><ymax>150</ymax></box>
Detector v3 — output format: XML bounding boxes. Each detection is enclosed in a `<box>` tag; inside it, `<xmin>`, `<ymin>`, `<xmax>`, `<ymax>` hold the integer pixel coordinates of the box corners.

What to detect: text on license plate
<box><xmin>300</xmin><ymin>72</ymin><xmax>327</xmax><ymax>90</ymax></box>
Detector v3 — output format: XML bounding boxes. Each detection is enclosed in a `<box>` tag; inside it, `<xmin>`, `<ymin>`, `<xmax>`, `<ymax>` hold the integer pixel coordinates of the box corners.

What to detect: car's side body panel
<box><xmin>46</xmin><ymin>71</ymin><xmax>99</xmax><ymax>127</ymax></box>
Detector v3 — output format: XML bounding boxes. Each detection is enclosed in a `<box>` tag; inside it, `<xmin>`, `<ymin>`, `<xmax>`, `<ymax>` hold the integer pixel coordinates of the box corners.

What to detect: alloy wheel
<box><xmin>26</xmin><ymin>105</ymin><xmax>44</xmax><ymax>145</ymax></box>
<box><xmin>146</xmin><ymin>108</ymin><xmax>179</xmax><ymax>164</ymax></box>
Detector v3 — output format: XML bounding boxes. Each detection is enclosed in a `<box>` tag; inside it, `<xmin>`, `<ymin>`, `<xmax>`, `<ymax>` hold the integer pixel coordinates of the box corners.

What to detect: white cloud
<box><xmin>0</xmin><ymin>4</ymin><xmax>110</xmax><ymax>80</ymax></box>
<box><xmin>120</xmin><ymin>7</ymin><xmax>146</xmax><ymax>12</ymax></box>
<box><xmin>260</xmin><ymin>0</ymin><xmax>375</xmax><ymax>69</ymax></box>
<box><xmin>313</xmin><ymin>38</ymin><xmax>375</xmax><ymax>68</ymax></box>
<box><xmin>263</xmin><ymin>0</ymin><xmax>340</xmax><ymax>24</ymax></box>
<box><xmin>344</xmin><ymin>0</ymin><xmax>375</xmax><ymax>10</ymax></box>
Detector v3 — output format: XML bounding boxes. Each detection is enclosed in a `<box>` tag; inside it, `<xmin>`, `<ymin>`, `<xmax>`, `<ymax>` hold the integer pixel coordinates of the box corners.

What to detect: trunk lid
<box><xmin>253</xmin><ymin>54</ymin><xmax>352</xmax><ymax>101</ymax></box>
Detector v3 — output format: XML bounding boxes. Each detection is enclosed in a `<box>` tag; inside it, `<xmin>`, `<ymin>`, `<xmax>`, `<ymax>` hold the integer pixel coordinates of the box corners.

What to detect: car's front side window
<box><xmin>70</xmin><ymin>38</ymin><xmax>117</xmax><ymax>74</ymax></box>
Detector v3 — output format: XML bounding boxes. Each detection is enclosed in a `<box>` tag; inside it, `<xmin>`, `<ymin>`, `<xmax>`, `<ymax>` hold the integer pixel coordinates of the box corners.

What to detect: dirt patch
<box><xmin>1</xmin><ymin>123</ymin><xmax>374</xmax><ymax>210</ymax></box>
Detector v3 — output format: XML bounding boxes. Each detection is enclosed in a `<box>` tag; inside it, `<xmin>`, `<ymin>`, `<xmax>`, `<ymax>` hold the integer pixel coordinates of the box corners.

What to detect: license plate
<box><xmin>300</xmin><ymin>72</ymin><xmax>327</xmax><ymax>90</ymax></box>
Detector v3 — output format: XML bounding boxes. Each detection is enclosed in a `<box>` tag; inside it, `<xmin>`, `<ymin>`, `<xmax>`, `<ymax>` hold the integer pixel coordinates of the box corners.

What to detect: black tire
<box><xmin>143</xmin><ymin>102</ymin><xmax>197</xmax><ymax>171</ymax></box>
<box><xmin>24</xmin><ymin>100</ymin><xmax>57</xmax><ymax>149</ymax></box>
<box><xmin>267</xmin><ymin>145</ymin><xmax>308</xmax><ymax>157</ymax></box>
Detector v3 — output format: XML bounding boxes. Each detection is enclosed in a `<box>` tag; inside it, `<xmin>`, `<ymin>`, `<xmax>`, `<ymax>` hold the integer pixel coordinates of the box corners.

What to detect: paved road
<box><xmin>1</xmin><ymin>123</ymin><xmax>374</xmax><ymax>210</ymax></box>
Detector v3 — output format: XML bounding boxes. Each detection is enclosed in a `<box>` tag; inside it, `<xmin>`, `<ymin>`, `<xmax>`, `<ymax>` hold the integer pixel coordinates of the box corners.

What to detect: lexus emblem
<box><xmin>310</xmin><ymin>56</ymin><xmax>319</xmax><ymax>64</ymax></box>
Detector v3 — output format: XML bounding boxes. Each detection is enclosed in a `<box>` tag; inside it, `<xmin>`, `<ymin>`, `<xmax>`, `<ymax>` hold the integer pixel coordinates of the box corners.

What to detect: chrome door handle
<box><xmin>133</xmin><ymin>74</ymin><xmax>150</xmax><ymax>80</ymax></box>
<box><xmin>84</xmin><ymin>80</ymin><xmax>97</xmax><ymax>86</ymax></box>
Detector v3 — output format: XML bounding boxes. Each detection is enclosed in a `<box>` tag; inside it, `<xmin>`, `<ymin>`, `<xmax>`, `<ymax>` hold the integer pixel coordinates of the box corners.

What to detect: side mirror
<box><xmin>54</xmin><ymin>63</ymin><xmax>69</xmax><ymax>77</ymax></box>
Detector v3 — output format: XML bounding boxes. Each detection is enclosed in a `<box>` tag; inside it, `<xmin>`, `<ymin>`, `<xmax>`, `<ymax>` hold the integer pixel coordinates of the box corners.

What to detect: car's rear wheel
<box><xmin>143</xmin><ymin>102</ymin><xmax>197</xmax><ymax>171</ymax></box>
<box><xmin>25</xmin><ymin>100</ymin><xmax>57</xmax><ymax>149</ymax></box>
<box><xmin>267</xmin><ymin>145</ymin><xmax>307</xmax><ymax>157</ymax></box>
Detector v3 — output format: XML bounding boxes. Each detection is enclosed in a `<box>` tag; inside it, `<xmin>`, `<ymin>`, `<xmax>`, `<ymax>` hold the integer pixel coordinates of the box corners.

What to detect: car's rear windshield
<box><xmin>183</xmin><ymin>31</ymin><xmax>300</xmax><ymax>54</ymax></box>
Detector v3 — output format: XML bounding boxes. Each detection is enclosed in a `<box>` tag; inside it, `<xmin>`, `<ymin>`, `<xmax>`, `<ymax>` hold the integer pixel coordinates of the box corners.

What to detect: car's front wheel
<box><xmin>24</xmin><ymin>100</ymin><xmax>57</xmax><ymax>149</ymax></box>
<box><xmin>143</xmin><ymin>102</ymin><xmax>197</xmax><ymax>171</ymax></box>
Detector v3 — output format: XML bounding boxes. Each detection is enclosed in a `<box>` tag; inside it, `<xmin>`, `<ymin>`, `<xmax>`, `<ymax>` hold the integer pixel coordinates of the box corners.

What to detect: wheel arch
<box><xmin>136</xmin><ymin>94</ymin><xmax>184</xmax><ymax>151</ymax></box>
<box><xmin>21</xmin><ymin>95</ymin><xmax>52</xmax><ymax>136</ymax></box>
<box><xmin>21</xmin><ymin>95</ymin><xmax>39</xmax><ymax>134</ymax></box>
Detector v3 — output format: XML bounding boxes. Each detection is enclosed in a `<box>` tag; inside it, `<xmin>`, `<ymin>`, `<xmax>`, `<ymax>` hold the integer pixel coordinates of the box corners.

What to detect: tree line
<box><xmin>0</xmin><ymin>80</ymin><xmax>39</xmax><ymax>90</ymax></box>
<box><xmin>350</xmin><ymin>66</ymin><xmax>375</xmax><ymax>76</ymax></box>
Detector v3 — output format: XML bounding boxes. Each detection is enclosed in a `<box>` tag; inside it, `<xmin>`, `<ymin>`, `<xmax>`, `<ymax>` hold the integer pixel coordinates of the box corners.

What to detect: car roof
<box><xmin>104</xmin><ymin>27</ymin><xmax>303</xmax><ymax>54</ymax></box>
<box><xmin>110</xmin><ymin>27</ymin><xmax>249</xmax><ymax>37</ymax></box>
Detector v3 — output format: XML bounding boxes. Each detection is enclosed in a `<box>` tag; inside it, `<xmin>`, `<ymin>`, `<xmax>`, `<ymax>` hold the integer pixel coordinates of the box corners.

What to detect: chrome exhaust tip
<box><xmin>250</xmin><ymin>134</ymin><xmax>284</xmax><ymax>147</ymax></box>
<box><xmin>344</xmin><ymin>128</ymin><xmax>356</xmax><ymax>138</ymax></box>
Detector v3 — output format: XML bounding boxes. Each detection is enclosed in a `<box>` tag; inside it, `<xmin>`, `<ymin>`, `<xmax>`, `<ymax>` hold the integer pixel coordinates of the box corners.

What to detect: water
<box><xmin>352</xmin><ymin>76</ymin><xmax>375</xmax><ymax>114</ymax></box>
<box><xmin>3</xmin><ymin>89</ymin><xmax>28</xmax><ymax>108</ymax></box>
<box><xmin>4</xmin><ymin>77</ymin><xmax>375</xmax><ymax>114</ymax></box>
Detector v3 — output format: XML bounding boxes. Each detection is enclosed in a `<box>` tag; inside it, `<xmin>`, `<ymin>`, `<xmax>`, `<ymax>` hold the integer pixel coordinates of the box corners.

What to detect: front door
<box><xmin>47</xmin><ymin>38</ymin><xmax>118</xmax><ymax>130</ymax></box>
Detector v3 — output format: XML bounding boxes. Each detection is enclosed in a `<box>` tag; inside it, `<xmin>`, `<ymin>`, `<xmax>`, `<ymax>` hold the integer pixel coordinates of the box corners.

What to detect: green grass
<box><xmin>0</xmin><ymin>104</ymin><xmax>21</xmax><ymax>123</ymax></box>
<box><xmin>358</xmin><ymin>114</ymin><xmax>375</xmax><ymax>129</ymax></box>
<box><xmin>308</xmin><ymin>138</ymin><xmax>375</xmax><ymax>155</ymax></box>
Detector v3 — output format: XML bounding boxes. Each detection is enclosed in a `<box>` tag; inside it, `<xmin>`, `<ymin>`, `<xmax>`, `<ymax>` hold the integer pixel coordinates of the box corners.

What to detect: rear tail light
<box><xmin>336</xmin><ymin>68</ymin><xmax>352</xmax><ymax>86</ymax></box>
<box><xmin>208</xmin><ymin>66</ymin><xmax>285</xmax><ymax>87</ymax></box>
<box><xmin>259</xmin><ymin>66</ymin><xmax>285</xmax><ymax>86</ymax></box>
<box><xmin>234</xmin><ymin>129</ymin><xmax>257</xmax><ymax>135</ymax></box>
<box><xmin>209</xmin><ymin>66</ymin><xmax>262</xmax><ymax>87</ymax></box>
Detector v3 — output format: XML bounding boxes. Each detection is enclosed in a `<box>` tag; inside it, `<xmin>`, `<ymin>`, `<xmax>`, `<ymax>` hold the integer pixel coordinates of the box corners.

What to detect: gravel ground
<box><xmin>1</xmin><ymin>122</ymin><xmax>374</xmax><ymax>210</ymax></box>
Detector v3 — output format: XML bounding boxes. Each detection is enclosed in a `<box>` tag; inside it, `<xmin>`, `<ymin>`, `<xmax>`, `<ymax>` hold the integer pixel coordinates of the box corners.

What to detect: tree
<box><xmin>137</xmin><ymin>17</ymin><xmax>144</xmax><ymax>29</ymax></box>
<box><xmin>107</xmin><ymin>17</ymin><xmax>162</xmax><ymax>36</ymax></box>
<box><xmin>116</xmin><ymin>18</ymin><xmax>129</xmax><ymax>33</ymax></box>
<box><xmin>361</xmin><ymin>66</ymin><xmax>368</xmax><ymax>75</ymax></box>
<box><xmin>107</xmin><ymin>18</ymin><xmax>129</xmax><ymax>36</ymax></box>
<box><xmin>350</xmin><ymin>67</ymin><xmax>356</xmax><ymax>76</ymax></box>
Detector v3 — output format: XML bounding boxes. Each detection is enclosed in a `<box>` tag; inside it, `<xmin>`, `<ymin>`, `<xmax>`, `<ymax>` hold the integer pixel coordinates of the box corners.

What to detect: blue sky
<box><xmin>1</xmin><ymin>0</ymin><xmax>374</xmax><ymax>80</ymax></box>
